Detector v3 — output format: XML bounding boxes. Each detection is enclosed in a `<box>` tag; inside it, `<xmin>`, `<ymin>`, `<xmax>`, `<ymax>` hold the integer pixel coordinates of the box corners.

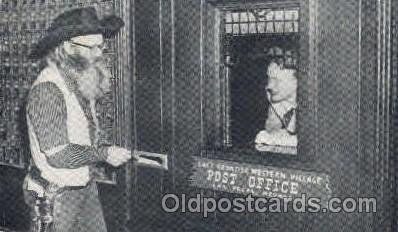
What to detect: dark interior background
<box><xmin>229</xmin><ymin>35</ymin><xmax>299</xmax><ymax>148</ymax></box>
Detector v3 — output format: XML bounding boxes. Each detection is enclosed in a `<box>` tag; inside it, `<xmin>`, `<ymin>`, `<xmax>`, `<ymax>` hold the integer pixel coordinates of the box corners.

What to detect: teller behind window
<box><xmin>255</xmin><ymin>60</ymin><xmax>298</xmax><ymax>150</ymax></box>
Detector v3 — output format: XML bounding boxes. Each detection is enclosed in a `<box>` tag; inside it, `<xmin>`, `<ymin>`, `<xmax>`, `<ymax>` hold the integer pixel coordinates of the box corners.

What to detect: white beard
<box><xmin>75</xmin><ymin>63</ymin><xmax>111</xmax><ymax>101</ymax></box>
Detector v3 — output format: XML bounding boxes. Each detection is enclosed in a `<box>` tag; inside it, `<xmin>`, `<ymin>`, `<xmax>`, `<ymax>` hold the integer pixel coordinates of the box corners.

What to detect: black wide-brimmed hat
<box><xmin>30</xmin><ymin>7</ymin><xmax>124</xmax><ymax>59</ymax></box>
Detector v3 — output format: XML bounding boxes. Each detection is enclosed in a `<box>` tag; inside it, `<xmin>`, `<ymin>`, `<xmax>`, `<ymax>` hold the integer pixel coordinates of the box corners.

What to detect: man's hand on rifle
<box><xmin>106</xmin><ymin>146</ymin><xmax>133</xmax><ymax>167</ymax></box>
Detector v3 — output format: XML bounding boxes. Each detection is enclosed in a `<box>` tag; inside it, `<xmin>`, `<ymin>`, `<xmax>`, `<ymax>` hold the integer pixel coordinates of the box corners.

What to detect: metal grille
<box><xmin>224</xmin><ymin>7</ymin><xmax>299</xmax><ymax>35</ymax></box>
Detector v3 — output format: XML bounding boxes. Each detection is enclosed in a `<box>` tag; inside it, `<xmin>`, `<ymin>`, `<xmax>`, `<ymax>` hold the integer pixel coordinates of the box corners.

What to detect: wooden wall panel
<box><xmin>391</xmin><ymin>1</ymin><xmax>398</xmax><ymax>231</ymax></box>
<box><xmin>173</xmin><ymin>0</ymin><xmax>203</xmax><ymax>157</ymax></box>
<box><xmin>317</xmin><ymin>0</ymin><xmax>360</xmax><ymax>200</ymax></box>
<box><xmin>359</xmin><ymin>0</ymin><xmax>379</xmax><ymax>231</ymax></box>
<box><xmin>313</xmin><ymin>1</ymin><xmax>363</xmax><ymax>232</ymax></box>
<box><xmin>135</xmin><ymin>0</ymin><xmax>162</xmax><ymax>152</ymax></box>
<box><xmin>130</xmin><ymin>0</ymin><xmax>396</xmax><ymax>231</ymax></box>
<box><xmin>132</xmin><ymin>0</ymin><xmax>166</xmax><ymax>231</ymax></box>
<box><xmin>172</xmin><ymin>1</ymin><xmax>205</xmax><ymax>230</ymax></box>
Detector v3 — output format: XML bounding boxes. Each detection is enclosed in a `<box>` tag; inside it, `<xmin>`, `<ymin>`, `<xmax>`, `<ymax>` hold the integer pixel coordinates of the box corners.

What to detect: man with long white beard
<box><xmin>23</xmin><ymin>7</ymin><xmax>131</xmax><ymax>232</ymax></box>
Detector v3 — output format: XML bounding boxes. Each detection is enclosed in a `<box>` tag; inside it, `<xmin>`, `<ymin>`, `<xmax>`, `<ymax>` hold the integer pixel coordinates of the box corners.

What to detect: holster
<box><xmin>24</xmin><ymin>167</ymin><xmax>61</xmax><ymax>232</ymax></box>
<box><xmin>31</xmin><ymin>194</ymin><xmax>55</xmax><ymax>232</ymax></box>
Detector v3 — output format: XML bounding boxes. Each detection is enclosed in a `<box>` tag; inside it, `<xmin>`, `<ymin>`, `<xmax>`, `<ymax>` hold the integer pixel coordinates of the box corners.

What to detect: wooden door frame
<box><xmin>201</xmin><ymin>0</ymin><xmax>318</xmax><ymax>169</ymax></box>
<box><xmin>360</xmin><ymin>0</ymin><xmax>396</xmax><ymax>231</ymax></box>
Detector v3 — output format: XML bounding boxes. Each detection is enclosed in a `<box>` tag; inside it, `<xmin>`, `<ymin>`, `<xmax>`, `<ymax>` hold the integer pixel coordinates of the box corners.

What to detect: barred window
<box><xmin>224</xmin><ymin>7</ymin><xmax>299</xmax><ymax>35</ymax></box>
<box><xmin>218</xmin><ymin>4</ymin><xmax>301</xmax><ymax>154</ymax></box>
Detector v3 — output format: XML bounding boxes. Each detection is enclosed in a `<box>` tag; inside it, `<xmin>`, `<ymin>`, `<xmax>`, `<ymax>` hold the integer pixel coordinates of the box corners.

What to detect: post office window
<box><xmin>203</xmin><ymin>0</ymin><xmax>315</xmax><ymax>161</ymax></box>
<box><xmin>222</xmin><ymin>5</ymin><xmax>300</xmax><ymax>155</ymax></box>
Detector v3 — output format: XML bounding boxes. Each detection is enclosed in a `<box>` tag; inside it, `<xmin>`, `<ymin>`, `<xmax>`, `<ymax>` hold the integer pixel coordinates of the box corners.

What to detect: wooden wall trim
<box><xmin>127</xmin><ymin>0</ymin><xmax>137</xmax><ymax>226</ymax></box>
<box><xmin>170</xmin><ymin>0</ymin><xmax>177</xmax><ymax>188</ymax></box>
<box><xmin>374</xmin><ymin>0</ymin><xmax>393</xmax><ymax>231</ymax></box>
<box><xmin>391</xmin><ymin>1</ymin><xmax>398</xmax><ymax>230</ymax></box>
<box><xmin>375</xmin><ymin>0</ymin><xmax>394</xmax><ymax>231</ymax></box>
<box><xmin>360</xmin><ymin>0</ymin><xmax>395</xmax><ymax>231</ymax></box>
<box><xmin>305</xmin><ymin>0</ymin><xmax>318</xmax><ymax>161</ymax></box>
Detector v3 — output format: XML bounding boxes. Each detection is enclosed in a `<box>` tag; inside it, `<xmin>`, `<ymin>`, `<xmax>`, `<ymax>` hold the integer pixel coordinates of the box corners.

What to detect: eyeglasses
<box><xmin>69</xmin><ymin>41</ymin><xmax>105</xmax><ymax>52</ymax></box>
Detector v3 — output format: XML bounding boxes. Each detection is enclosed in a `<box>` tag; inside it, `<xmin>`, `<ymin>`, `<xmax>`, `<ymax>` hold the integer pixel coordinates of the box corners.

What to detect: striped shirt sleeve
<box><xmin>27</xmin><ymin>82</ymin><xmax>108</xmax><ymax>169</ymax></box>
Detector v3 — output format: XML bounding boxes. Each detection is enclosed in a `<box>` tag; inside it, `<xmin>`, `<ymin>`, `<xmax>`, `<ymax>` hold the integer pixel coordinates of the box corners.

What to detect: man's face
<box><xmin>63</xmin><ymin>34</ymin><xmax>111</xmax><ymax>100</ymax></box>
<box><xmin>266</xmin><ymin>63</ymin><xmax>297</xmax><ymax>103</ymax></box>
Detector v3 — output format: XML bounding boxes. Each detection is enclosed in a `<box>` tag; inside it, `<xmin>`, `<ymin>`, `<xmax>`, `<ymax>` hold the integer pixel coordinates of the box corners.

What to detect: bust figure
<box><xmin>255</xmin><ymin>61</ymin><xmax>298</xmax><ymax>150</ymax></box>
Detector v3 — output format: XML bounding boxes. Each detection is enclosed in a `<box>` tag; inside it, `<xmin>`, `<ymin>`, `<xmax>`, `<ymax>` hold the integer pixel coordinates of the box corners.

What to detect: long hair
<box><xmin>45</xmin><ymin>42</ymin><xmax>111</xmax><ymax>100</ymax></box>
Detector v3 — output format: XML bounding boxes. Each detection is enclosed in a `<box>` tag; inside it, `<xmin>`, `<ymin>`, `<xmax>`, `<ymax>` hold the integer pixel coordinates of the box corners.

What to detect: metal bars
<box><xmin>224</xmin><ymin>7</ymin><xmax>299</xmax><ymax>35</ymax></box>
